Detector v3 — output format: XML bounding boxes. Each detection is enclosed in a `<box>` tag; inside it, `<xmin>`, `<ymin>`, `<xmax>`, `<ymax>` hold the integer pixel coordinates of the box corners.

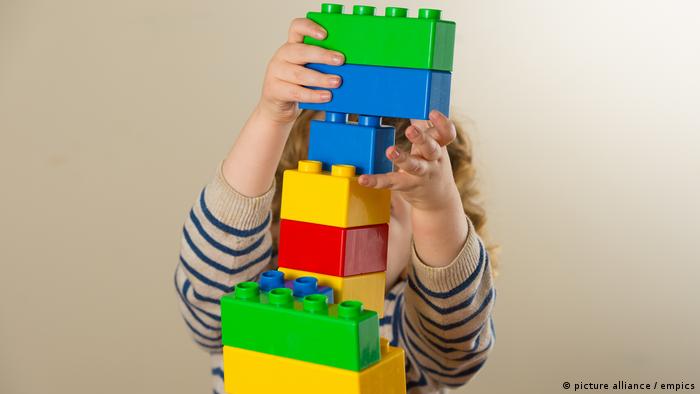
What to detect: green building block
<box><xmin>221</xmin><ymin>282</ymin><xmax>380</xmax><ymax>371</ymax></box>
<box><xmin>304</xmin><ymin>4</ymin><xmax>456</xmax><ymax>71</ymax></box>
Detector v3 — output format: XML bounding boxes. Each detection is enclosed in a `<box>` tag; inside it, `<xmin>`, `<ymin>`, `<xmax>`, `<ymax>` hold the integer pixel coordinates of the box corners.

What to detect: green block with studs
<box><xmin>304</xmin><ymin>4</ymin><xmax>456</xmax><ymax>71</ymax></box>
<box><xmin>220</xmin><ymin>282</ymin><xmax>380</xmax><ymax>371</ymax></box>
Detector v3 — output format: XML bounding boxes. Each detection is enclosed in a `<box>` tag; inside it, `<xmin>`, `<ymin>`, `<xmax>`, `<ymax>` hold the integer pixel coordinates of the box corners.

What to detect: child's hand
<box><xmin>258</xmin><ymin>18</ymin><xmax>345</xmax><ymax>125</ymax></box>
<box><xmin>358</xmin><ymin>110</ymin><xmax>460</xmax><ymax>213</ymax></box>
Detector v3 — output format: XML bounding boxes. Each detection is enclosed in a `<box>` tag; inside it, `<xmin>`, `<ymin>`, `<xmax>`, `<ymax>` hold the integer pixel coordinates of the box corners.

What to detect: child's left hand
<box><xmin>358</xmin><ymin>110</ymin><xmax>461</xmax><ymax>213</ymax></box>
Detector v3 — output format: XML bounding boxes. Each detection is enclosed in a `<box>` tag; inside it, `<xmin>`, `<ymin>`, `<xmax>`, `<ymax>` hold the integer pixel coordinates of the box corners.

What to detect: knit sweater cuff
<box><xmin>410</xmin><ymin>216</ymin><xmax>483</xmax><ymax>293</ymax></box>
<box><xmin>202</xmin><ymin>161</ymin><xmax>276</xmax><ymax>230</ymax></box>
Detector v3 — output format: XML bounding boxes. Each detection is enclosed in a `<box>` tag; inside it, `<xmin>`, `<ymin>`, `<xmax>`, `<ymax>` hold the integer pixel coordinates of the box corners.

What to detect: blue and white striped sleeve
<box><xmin>174</xmin><ymin>164</ymin><xmax>276</xmax><ymax>352</ymax></box>
<box><xmin>383</xmin><ymin>216</ymin><xmax>496</xmax><ymax>393</ymax></box>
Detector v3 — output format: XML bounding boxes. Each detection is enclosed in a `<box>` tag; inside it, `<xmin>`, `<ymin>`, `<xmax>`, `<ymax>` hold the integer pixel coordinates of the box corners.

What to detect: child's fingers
<box><xmin>279</xmin><ymin>64</ymin><xmax>341</xmax><ymax>89</ymax></box>
<box><xmin>405</xmin><ymin>125</ymin><xmax>442</xmax><ymax>161</ymax></box>
<box><xmin>409</xmin><ymin>119</ymin><xmax>432</xmax><ymax>133</ymax></box>
<box><xmin>428</xmin><ymin>110</ymin><xmax>457</xmax><ymax>146</ymax></box>
<box><xmin>387</xmin><ymin>146</ymin><xmax>429</xmax><ymax>176</ymax></box>
<box><xmin>275</xmin><ymin>80</ymin><xmax>331</xmax><ymax>103</ymax></box>
<box><xmin>358</xmin><ymin>172</ymin><xmax>413</xmax><ymax>191</ymax></box>
<box><xmin>279</xmin><ymin>43</ymin><xmax>344</xmax><ymax>66</ymax></box>
<box><xmin>288</xmin><ymin>18</ymin><xmax>326</xmax><ymax>43</ymax></box>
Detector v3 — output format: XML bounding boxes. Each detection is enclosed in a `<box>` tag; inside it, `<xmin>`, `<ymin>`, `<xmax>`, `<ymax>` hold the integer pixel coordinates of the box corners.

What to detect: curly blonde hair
<box><xmin>272</xmin><ymin>110</ymin><xmax>498</xmax><ymax>273</ymax></box>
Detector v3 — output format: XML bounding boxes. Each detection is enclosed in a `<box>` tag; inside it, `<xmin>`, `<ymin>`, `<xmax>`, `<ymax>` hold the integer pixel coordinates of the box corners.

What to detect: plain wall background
<box><xmin>1</xmin><ymin>0</ymin><xmax>699</xmax><ymax>393</ymax></box>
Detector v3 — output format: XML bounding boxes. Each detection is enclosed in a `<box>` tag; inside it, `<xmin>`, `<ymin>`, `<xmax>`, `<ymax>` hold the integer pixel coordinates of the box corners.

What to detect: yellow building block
<box><xmin>223</xmin><ymin>338</ymin><xmax>406</xmax><ymax>394</ymax></box>
<box><xmin>281</xmin><ymin>160</ymin><xmax>391</xmax><ymax>228</ymax></box>
<box><xmin>279</xmin><ymin>267</ymin><xmax>386</xmax><ymax>317</ymax></box>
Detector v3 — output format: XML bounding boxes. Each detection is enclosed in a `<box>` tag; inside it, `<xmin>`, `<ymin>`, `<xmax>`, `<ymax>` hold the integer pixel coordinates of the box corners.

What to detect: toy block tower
<box><xmin>221</xmin><ymin>4</ymin><xmax>455</xmax><ymax>393</ymax></box>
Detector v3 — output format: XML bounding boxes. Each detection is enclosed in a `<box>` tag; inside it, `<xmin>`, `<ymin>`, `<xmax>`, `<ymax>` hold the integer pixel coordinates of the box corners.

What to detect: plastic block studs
<box><xmin>289</xmin><ymin>276</ymin><xmax>334</xmax><ymax>300</ymax></box>
<box><xmin>280</xmin><ymin>160</ymin><xmax>390</xmax><ymax>228</ymax></box>
<box><xmin>304</xmin><ymin>4</ymin><xmax>455</xmax><ymax>71</ymax></box>
<box><xmin>278</xmin><ymin>219</ymin><xmax>388</xmax><ymax>277</ymax></box>
<box><xmin>221</xmin><ymin>282</ymin><xmax>380</xmax><ymax>371</ymax></box>
<box><xmin>258</xmin><ymin>270</ymin><xmax>335</xmax><ymax>303</ymax></box>
<box><xmin>308</xmin><ymin>113</ymin><xmax>394</xmax><ymax>175</ymax></box>
<box><xmin>279</xmin><ymin>267</ymin><xmax>386</xmax><ymax>317</ymax></box>
<box><xmin>299</xmin><ymin>63</ymin><xmax>451</xmax><ymax>120</ymax></box>
<box><xmin>223</xmin><ymin>338</ymin><xmax>406</xmax><ymax>394</ymax></box>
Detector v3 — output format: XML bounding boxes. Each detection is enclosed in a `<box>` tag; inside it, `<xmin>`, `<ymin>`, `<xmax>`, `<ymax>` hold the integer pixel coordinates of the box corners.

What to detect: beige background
<box><xmin>1</xmin><ymin>0</ymin><xmax>699</xmax><ymax>393</ymax></box>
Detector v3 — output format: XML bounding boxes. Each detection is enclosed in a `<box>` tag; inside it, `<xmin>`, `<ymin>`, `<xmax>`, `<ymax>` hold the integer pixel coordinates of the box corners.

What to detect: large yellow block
<box><xmin>223</xmin><ymin>339</ymin><xmax>406</xmax><ymax>394</ymax></box>
<box><xmin>279</xmin><ymin>267</ymin><xmax>386</xmax><ymax>317</ymax></box>
<box><xmin>281</xmin><ymin>160</ymin><xmax>391</xmax><ymax>228</ymax></box>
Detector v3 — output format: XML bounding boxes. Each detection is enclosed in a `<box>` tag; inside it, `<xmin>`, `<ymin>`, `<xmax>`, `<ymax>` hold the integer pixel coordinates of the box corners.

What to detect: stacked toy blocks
<box><xmin>300</xmin><ymin>4</ymin><xmax>454</xmax><ymax>119</ymax></box>
<box><xmin>222</xmin><ymin>284</ymin><xmax>404</xmax><ymax>393</ymax></box>
<box><xmin>221</xmin><ymin>4</ymin><xmax>455</xmax><ymax>393</ymax></box>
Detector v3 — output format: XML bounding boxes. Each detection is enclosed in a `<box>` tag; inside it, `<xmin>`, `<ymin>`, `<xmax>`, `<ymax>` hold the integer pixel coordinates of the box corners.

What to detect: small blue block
<box><xmin>285</xmin><ymin>278</ymin><xmax>334</xmax><ymax>304</ymax></box>
<box><xmin>299</xmin><ymin>63</ymin><xmax>451</xmax><ymax>120</ymax></box>
<box><xmin>259</xmin><ymin>270</ymin><xmax>284</xmax><ymax>292</ymax></box>
<box><xmin>308</xmin><ymin>114</ymin><xmax>395</xmax><ymax>175</ymax></box>
<box><xmin>257</xmin><ymin>270</ymin><xmax>334</xmax><ymax>303</ymax></box>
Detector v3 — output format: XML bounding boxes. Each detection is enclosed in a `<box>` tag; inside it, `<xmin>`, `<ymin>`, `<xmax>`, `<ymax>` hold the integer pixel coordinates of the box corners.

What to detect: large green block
<box><xmin>304</xmin><ymin>4</ymin><xmax>456</xmax><ymax>71</ymax></box>
<box><xmin>221</xmin><ymin>282</ymin><xmax>380</xmax><ymax>371</ymax></box>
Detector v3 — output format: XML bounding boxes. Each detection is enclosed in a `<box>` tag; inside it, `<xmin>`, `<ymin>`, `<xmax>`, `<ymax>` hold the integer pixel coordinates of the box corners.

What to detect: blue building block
<box><xmin>308</xmin><ymin>112</ymin><xmax>395</xmax><ymax>175</ymax></box>
<box><xmin>287</xmin><ymin>277</ymin><xmax>334</xmax><ymax>303</ymax></box>
<box><xmin>258</xmin><ymin>270</ymin><xmax>334</xmax><ymax>303</ymax></box>
<box><xmin>299</xmin><ymin>63</ymin><xmax>451</xmax><ymax>120</ymax></box>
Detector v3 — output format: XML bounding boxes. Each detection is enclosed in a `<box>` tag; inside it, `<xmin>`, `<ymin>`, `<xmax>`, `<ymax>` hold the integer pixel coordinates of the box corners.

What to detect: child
<box><xmin>174</xmin><ymin>18</ymin><xmax>496</xmax><ymax>394</ymax></box>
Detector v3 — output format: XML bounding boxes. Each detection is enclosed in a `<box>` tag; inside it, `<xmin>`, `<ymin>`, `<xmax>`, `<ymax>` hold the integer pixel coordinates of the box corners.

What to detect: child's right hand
<box><xmin>258</xmin><ymin>18</ymin><xmax>345</xmax><ymax>125</ymax></box>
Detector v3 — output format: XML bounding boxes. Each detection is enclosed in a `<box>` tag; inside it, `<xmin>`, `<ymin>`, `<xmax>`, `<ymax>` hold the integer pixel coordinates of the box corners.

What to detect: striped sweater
<box><xmin>174</xmin><ymin>165</ymin><xmax>496</xmax><ymax>394</ymax></box>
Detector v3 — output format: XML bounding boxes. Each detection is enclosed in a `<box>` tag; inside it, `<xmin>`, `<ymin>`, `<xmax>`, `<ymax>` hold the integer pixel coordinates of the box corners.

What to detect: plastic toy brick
<box><xmin>258</xmin><ymin>270</ymin><xmax>335</xmax><ymax>303</ymax></box>
<box><xmin>220</xmin><ymin>282</ymin><xmax>380</xmax><ymax>371</ymax></box>
<box><xmin>304</xmin><ymin>3</ymin><xmax>455</xmax><ymax>72</ymax></box>
<box><xmin>299</xmin><ymin>63</ymin><xmax>451</xmax><ymax>120</ymax></box>
<box><xmin>278</xmin><ymin>219</ymin><xmax>388</xmax><ymax>277</ymax></box>
<box><xmin>280</xmin><ymin>160</ymin><xmax>390</xmax><ymax>228</ymax></box>
<box><xmin>279</xmin><ymin>267</ymin><xmax>386</xmax><ymax>317</ymax></box>
<box><xmin>308</xmin><ymin>113</ymin><xmax>394</xmax><ymax>175</ymax></box>
<box><xmin>223</xmin><ymin>338</ymin><xmax>406</xmax><ymax>394</ymax></box>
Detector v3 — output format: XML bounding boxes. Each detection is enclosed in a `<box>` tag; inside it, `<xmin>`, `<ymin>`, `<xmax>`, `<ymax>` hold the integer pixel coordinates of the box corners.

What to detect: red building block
<box><xmin>278</xmin><ymin>219</ymin><xmax>388</xmax><ymax>277</ymax></box>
